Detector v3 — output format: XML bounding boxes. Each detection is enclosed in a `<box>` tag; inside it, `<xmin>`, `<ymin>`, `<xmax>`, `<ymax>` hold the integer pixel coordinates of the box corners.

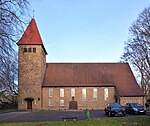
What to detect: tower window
<box><xmin>28</xmin><ymin>48</ymin><xmax>32</xmax><ymax>52</ymax></box>
<box><xmin>23</xmin><ymin>48</ymin><xmax>27</xmax><ymax>52</ymax></box>
<box><xmin>33</xmin><ymin>48</ymin><xmax>36</xmax><ymax>53</ymax></box>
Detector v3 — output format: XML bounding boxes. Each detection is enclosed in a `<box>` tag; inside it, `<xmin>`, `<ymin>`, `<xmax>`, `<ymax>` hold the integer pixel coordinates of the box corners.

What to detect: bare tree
<box><xmin>121</xmin><ymin>6</ymin><xmax>150</xmax><ymax>97</ymax></box>
<box><xmin>0</xmin><ymin>0</ymin><xmax>30</xmax><ymax>104</ymax></box>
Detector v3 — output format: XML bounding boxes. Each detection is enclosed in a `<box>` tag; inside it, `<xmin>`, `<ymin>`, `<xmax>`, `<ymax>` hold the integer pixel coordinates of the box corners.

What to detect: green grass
<box><xmin>0</xmin><ymin>117</ymin><xmax>150</xmax><ymax>126</ymax></box>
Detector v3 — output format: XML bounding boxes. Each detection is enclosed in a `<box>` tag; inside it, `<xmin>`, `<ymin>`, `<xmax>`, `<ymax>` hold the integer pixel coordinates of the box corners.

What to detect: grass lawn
<box><xmin>0</xmin><ymin>117</ymin><xmax>150</xmax><ymax>126</ymax></box>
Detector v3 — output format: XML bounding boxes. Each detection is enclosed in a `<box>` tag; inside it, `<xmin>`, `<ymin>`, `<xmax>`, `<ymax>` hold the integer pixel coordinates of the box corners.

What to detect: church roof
<box><xmin>17</xmin><ymin>18</ymin><xmax>47</xmax><ymax>54</ymax></box>
<box><xmin>43</xmin><ymin>63</ymin><xmax>144</xmax><ymax>97</ymax></box>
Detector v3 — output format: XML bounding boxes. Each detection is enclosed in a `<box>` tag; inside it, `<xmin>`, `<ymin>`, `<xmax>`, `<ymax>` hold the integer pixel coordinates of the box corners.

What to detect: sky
<box><xmin>29</xmin><ymin>0</ymin><xmax>149</xmax><ymax>63</ymax></box>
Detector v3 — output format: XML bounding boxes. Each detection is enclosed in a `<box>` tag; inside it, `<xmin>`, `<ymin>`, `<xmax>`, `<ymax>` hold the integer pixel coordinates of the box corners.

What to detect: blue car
<box><xmin>104</xmin><ymin>103</ymin><xmax>126</xmax><ymax>117</ymax></box>
<box><xmin>125</xmin><ymin>103</ymin><xmax>146</xmax><ymax>114</ymax></box>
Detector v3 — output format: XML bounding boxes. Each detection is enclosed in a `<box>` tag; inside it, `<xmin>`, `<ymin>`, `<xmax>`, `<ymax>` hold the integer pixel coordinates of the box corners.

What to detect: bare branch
<box><xmin>121</xmin><ymin>6</ymin><xmax>150</xmax><ymax>97</ymax></box>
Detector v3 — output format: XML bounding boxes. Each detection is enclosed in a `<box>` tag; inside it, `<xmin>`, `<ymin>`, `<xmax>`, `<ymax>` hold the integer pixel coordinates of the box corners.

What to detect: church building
<box><xmin>17</xmin><ymin>18</ymin><xmax>145</xmax><ymax>110</ymax></box>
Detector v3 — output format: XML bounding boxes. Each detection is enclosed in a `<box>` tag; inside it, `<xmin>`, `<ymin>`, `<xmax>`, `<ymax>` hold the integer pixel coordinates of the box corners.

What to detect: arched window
<box><xmin>71</xmin><ymin>88</ymin><xmax>75</xmax><ymax>97</ymax></box>
<box><xmin>93</xmin><ymin>88</ymin><xmax>97</xmax><ymax>101</ymax></box>
<box><xmin>82</xmin><ymin>88</ymin><xmax>86</xmax><ymax>101</ymax></box>
<box><xmin>60</xmin><ymin>88</ymin><xmax>64</xmax><ymax>97</ymax></box>
<box><xmin>104</xmin><ymin>88</ymin><xmax>108</xmax><ymax>101</ymax></box>
<box><xmin>49</xmin><ymin>88</ymin><xmax>53</xmax><ymax>97</ymax></box>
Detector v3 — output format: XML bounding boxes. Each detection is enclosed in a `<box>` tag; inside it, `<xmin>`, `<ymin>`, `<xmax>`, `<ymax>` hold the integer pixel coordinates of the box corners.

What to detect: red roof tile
<box><xmin>17</xmin><ymin>18</ymin><xmax>47</xmax><ymax>54</ymax></box>
<box><xmin>43</xmin><ymin>63</ymin><xmax>144</xmax><ymax>97</ymax></box>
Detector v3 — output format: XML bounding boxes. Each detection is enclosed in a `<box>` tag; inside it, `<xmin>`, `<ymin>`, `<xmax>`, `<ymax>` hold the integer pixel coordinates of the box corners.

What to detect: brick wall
<box><xmin>42</xmin><ymin>86</ymin><xmax>116</xmax><ymax>110</ymax></box>
<box><xmin>18</xmin><ymin>45</ymin><xmax>46</xmax><ymax>110</ymax></box>
<box><xmin>120</xmin><ymin>96</ymin><xmax>145</xmax><ymax>106</ymax></box>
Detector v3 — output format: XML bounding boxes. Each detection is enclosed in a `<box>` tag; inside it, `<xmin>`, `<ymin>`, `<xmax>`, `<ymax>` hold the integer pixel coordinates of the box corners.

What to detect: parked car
<box><xmin>104</xmin><ymin>103</ymin><xmax>126</xmax><ymax>117</ymax></box>
<box><xmin>124</xmin><ymin>103</ymin><xmax>146</xmax><ymax>115</ymax></box>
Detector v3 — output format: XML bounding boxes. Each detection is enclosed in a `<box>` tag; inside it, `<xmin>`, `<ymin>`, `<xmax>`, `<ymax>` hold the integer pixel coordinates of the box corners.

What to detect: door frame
<box><xmin>24</xmin><ymin>97</ymin><xmax>34</xmax><ymax>110</ymax></box>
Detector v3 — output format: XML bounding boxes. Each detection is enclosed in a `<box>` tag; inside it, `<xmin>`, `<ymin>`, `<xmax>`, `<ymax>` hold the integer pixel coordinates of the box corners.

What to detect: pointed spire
<box><xmin>17</xmin><ymin>18</ymin><xmax>43</xmax><ymax>45</ymax></box>
<box><xmin>17</xmin><ymin>18</ymin><xmax>47</xmax><ymax>54</ymax></box>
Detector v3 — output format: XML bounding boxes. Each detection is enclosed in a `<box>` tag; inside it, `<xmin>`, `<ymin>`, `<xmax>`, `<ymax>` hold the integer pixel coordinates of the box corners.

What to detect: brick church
<box><xmin>17</xmin><ymin>18</ymin><xmax>145</xmax><ymax>110</ymax></box>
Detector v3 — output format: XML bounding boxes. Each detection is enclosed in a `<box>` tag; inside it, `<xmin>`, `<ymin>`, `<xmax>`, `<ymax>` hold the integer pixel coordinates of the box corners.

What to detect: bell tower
<box><xmin>17</xmin><ymin>18</ymin><xmax>47</xmax><ymax>110</ymax></box>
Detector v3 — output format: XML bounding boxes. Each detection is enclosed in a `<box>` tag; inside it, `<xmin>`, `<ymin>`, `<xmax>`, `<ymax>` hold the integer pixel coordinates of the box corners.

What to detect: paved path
<box><xmin>0</xmin><ymin>111</ymin><xmax>31</xmax><ymax>122</ymax></box>
<box><xmin>0</xmin><ymin>110</ymin><xmax>149</xmax><ymax>123</ymax></box>
<box><xmin>0</xmin><ymin>110</ymin><xmax>105</xmax><ymax>123</ymax></box>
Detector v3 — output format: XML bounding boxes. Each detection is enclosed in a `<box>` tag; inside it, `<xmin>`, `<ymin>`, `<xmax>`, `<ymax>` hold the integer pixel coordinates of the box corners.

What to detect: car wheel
<box><xmin>133</xmin><ymin>111</ymin><xmax>138</xmax><ymax>115</ymax></box>
<box><xmin>131</xmin><ymin>110</ymin><xmax>134</xmax><ymax>114</ymax></box>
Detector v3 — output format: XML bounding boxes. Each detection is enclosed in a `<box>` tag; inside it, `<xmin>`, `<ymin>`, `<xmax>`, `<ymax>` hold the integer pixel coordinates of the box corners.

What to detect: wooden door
<box><xmin>69</xmin><ymin>101</ymin><xmax>78</xmax><ymax>109</ymax></box>
<box><xmin>27</xmin><ymin>101</ymin><xmax>32</xmax><ymax>109</ymax></box>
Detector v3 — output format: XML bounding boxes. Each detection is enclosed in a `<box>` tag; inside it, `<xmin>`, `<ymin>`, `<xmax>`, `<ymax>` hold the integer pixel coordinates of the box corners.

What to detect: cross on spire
<box><xmin>33</xmin><ymin>10</ymin><xmax>35</xmax><ymax>18</ymax></box>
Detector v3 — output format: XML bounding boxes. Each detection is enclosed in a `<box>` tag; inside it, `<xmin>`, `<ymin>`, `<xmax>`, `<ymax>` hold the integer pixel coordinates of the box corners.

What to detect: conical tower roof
<box><xmin>17</xmin><ymin>18</ymin><xmax>47</xmax><ymax>54</ymax></box>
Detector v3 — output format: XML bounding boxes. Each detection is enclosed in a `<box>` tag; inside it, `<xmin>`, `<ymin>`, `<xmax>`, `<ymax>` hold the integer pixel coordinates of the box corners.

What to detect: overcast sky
<box><xmin>29</xmin><ymin>0</ymin><xmax>149</xmax><ymax>63</ymax></box>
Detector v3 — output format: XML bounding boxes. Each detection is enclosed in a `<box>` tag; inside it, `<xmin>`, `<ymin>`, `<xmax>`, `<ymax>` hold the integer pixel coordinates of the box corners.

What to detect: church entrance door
<box><xmin>69</xmin><ymin>101</ymin><xmax>78</xmax><ymax>109</ymax></box>
<box><xmin>24</xmin><ymin>97</ymin><xmax>34</xmax><ymax>110</ymax></box>
<box><xmin>27</xmin><ymin>101</ymin><xmax>32</xmax><ymax>109</ymax></box>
